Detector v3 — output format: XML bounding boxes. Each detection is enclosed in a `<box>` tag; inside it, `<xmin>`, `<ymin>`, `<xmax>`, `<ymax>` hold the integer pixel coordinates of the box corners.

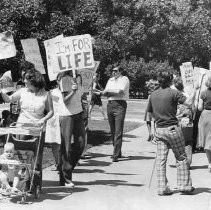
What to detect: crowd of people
<box><xmin>0</xmin><ymin>61</ymin><xmax>130</xmax><ymax>193</ymax></box>
<box><xmin>145</xmin><ymin>70</ymin><xmax>211</xmax><ymax>196</ymax></box>
<box><xmin>2</xmin><ymin>60</ymin><xmax>208</xmax><ymax>198</ymax></box>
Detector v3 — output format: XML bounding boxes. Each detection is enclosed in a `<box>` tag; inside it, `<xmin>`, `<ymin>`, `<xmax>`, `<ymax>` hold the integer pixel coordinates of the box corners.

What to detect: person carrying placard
<box><xmin>57</xmin><ymin>71</ymin><xmax>85</xmax><ymax>188</ymax></box>
<box><xmin>146</xmin><ymin>71</ymin><xmax>198</xmax><ymax>196</ymax></box>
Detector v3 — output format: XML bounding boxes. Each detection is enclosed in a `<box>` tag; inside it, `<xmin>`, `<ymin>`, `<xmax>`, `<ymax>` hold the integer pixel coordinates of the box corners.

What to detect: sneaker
<box><xmin>112</xmin><ymin>158</ymin><xmax>118</xmax><ymax>162</ymax></box>
<box><xmin>158</xmin><ymin>191</ymin><xmax>173</xmax><ymax>196</ymax></box>
<box><xmin>65</xmin><ymin>182</ymin><xmax>75</xmax><ymax>188</ymax></box>
<box><xmin>180</xmin><ymin>187</ymin><xmax>195</xmax><ymax>194</ymax></box>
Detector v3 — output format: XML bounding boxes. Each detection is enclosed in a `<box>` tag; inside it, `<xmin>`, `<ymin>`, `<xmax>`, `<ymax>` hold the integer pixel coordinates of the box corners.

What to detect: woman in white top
<box><xmin>0</xmin><ymin>69</ymin><xmax>54</xmax><ymax>185</ymax></box>
<box><xmin>1</xmin><ymin>69</ymin><xmax>53</xmax><ymax>127</ymax></box>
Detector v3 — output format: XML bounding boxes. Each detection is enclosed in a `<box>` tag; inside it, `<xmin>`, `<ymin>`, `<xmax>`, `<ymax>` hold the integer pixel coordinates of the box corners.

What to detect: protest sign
<box><xmin>59</xmin><ymin>76</ymin><xmax>73</xmax><ymax>92</ymax></box>
<box><xmin>0</xmin><ymin>31</ymin><xmax>16</xmax><ymax>59</ymax></box>
<box><xmin>44</xmin><ymin>35</ymin><xmax>64</xmax><ymax>81</ymax></box>
<box><xmin>21</xmin><ymin>38</ymin><xmax>45</xmax><ymax>74</ymax></box>
<box><xmin>51</xmin><ymin>34</ymin><xmax>95</xmax><ymax>73</ymax></box>
<box><xmin>180</xmin><ymin>62</ymin><xmax>194</xmax><ymax>95</ymax></box>
<box><xmin>77</xmin><ymin>61</ymin><xmax>100</xmax><ymax>92</ymax></box>
<box><xmin>0</xmin><ymin>71</ymin><xmax>16</xmax><ymax>92</ymax></box>
<box><xmin>194</xmin><ymin>67</ymin><xmax>210</xmax><ymax>102</ymax></box>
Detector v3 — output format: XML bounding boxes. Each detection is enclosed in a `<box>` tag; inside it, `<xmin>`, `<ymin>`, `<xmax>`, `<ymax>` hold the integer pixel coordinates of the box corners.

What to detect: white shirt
<box><xmin>105</xmin><ymin>75</ymin><xmax>130</xmax><ymax>101</ymax></box>
<box><xmin>8</xmin><ymin>88</ymin><xmax>48</xmax><ymax>124</ymax></box>
<box><xmin>50</xmin><ymin>88</ymin><xmax>70</xmax><ymax>116</ymax></box>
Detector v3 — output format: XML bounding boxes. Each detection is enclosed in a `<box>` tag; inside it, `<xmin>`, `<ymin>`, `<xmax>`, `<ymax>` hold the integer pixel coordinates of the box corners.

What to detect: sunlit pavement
<box><xmin>1</xmin><ymin>100</ymin><xmax>211</xmax><ymax>210</ymax></box>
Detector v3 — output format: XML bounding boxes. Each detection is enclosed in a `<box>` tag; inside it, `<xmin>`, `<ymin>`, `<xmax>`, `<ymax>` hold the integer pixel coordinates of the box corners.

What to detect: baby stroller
<box><xmin>1</xmin><ymin>122</ymin><xmax>44</xmax><ymax>204</ymax></box>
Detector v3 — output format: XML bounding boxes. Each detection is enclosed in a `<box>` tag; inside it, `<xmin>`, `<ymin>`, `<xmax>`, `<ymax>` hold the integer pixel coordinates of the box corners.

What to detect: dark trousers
<box><xmin>107</xmin><ymin>100</ymin><xmax>127</xmax><ymax>159</ymax></box>
<box><xmin>192</xmin><ymin>110</ymin><xmax>202</xmax><ymax>151</ymax></box>
<box><xmin>59</xmin><ymin>113</ymin><xmax>85</xmax><ymax>184</ymax></box>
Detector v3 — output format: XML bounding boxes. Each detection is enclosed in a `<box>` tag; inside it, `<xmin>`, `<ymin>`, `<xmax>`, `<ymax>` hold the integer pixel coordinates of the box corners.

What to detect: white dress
<box><xmin>17</xmin><ymin>88</ymin><xmax>48</xmax><ymax>124</ymax></box>
<box><xmin>45</xmin><ymin>88</ymin><xmax>62</xmax><ymax>144</ymax></box>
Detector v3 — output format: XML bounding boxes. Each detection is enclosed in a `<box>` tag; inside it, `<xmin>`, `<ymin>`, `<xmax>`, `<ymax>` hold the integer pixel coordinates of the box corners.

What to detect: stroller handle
<box><xmin>10</xmin><ymin>122</ymin><xmax>43</xmax><ymax>129</ymax></box>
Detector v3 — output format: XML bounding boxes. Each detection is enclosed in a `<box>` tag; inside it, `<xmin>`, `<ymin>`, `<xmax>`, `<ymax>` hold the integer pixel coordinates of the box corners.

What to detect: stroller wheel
<box><xmin>34</xmin><ymin>185</ymin><xmax>41</xmax><ymax>199</ymax></box>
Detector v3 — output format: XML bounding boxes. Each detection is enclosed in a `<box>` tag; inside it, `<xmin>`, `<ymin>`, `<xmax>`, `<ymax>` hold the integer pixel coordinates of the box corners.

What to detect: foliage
<box><xmin>0</xmin><ymin>0</ymin><xmax>211</xmax><ymax>96</ymax></box>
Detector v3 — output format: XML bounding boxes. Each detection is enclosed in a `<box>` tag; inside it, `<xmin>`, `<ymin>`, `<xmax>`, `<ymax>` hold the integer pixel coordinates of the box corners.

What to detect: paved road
<box><xmin>1</xmin><ymin>125</ymin><xmax>211</xmax><ymax>210</ymax></box>
<box><xmin>89</xmin><ymin>98</ymin><xmax>147</xmax><ymax>122</ymax></box>
<box><xmin>1</xmin><ymin>99</ymin><xmax>211</xmax><ymax>210</ymax></box>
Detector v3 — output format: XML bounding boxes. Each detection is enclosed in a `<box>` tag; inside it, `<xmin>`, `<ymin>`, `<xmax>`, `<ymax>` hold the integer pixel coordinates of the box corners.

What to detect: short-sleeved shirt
<box><xmin>200</xmin><ymin>89</ymin><xmax>211</xmax><ymax>110</ymax></box>
<box><xmin>147</xmin><ymin>87</ymin><xmax>186</xmax><ymax>128</ymax></box>
<box><xmin>104</xmin><ymin>75</ymin><xmax>130</xmax><ymax>101</ymax></box>
<box><xmin>59</xmin><ymin>76</ymin><xmax>83</xmax><ymax>115</ymax></box>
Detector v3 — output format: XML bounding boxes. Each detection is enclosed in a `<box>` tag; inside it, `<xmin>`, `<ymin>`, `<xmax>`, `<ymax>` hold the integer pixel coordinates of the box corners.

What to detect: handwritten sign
<box><xmin>77</xmin><ymin>61</ymin><xmax>100</xmax><ymax>92</ymax></box>
<box><xmin>44</xmin><ymin>35</ymin><xmax>64</xmax><ymax>81</ymax></box>
<box><xmin>180</xmin><ymin>62</ymin><xmax>194</xmax><ymax>95</ymax></box>
<box><xmin>194</xmin><ymin>67</ymin><xmax>211</xmax><ymax>107</ymax></box>
<box><xmin>21</xmin><ymin>38</ymin><xmax>45</xmax><ymax>74</ymax></box>
<box><xmin>0</xmin><ymin>31</ymin><xmax>16</xmax><ymax>59</ymax></box>
<box><xmin>51</xmin><ymin>34</ymin><xmax>94</xmax><ymax>73</ymax></box>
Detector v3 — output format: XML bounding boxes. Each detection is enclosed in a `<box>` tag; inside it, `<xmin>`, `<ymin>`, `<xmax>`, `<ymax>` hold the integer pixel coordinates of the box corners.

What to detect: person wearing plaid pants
<box><xmin>147</xmin><ymin>71</ymin><xmax>198</xmax><ymax>195</ymax></box>
<box><xmin>155</xmin><ymin>125</ymin><xmax>192</xmax><ymax>194</ymax></box>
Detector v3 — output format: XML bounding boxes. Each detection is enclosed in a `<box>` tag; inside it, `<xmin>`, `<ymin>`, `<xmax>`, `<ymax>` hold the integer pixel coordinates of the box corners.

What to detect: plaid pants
<box><xmin>155</xmin><ymin>125</ymin><xmax>192</xmax><ymax>194</ymax></box>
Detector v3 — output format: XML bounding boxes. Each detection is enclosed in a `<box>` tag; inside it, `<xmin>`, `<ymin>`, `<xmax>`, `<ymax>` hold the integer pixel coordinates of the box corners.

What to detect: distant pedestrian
<box><xmin>198</xmin><ymin>76</ymin><xmax>211</xmax><ymax>172</ymax></box>
<box><xmin>147</xmin><ymin>71</ymin><xmax>197</xmax><ymax>195</ymax></box>
<box><xmin>144</xmin><ymin>79</ymin><xmax>159</xmax><ymax>142</ymax></box>
<box><xmin>101</xmin><ymin>66</ymin><xmax>130</xmax><ymax>162</ymax></box>
<box><xmin>89</xmin><ymin>72</ymin><xmax>107</xmax><ymax>120</ymax></box>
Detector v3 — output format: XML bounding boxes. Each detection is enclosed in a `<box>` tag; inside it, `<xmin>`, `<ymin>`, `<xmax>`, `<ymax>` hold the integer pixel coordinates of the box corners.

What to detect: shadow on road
<box><xmin>79</xmin><ymin>159</ymin><xmax>111</xmax><ymax>167</ymax></box>
<box><xmin>74</xmin><ymin>168</ymin><xmax>105</xmax><ymax>174</ymax></box>
<box><xmin>117</xmin><ymin>155</ymin><xmax>155</xmax><ymax>162</ymax></box>
<box><xmin>75</xmin><ymin>179</ymin><xmax>144</xmax><ymax>187</ymax></box>
<box><xmin>192</xmin><ymin>187</ymin><xmax>211</xmax><ymax>195</ymax></box>
<box><xmin>189</xmin><ymin>165</ymin><xmax>208</xmax><ymax>170</ymax></box>
<box><xmin>169</xmin><ymin>164</ymin><xmax>208</xmax><ymax>170</ymax></box>
<box><xmin>8</xmin><ymin>183</ymin><xmax>89</xmax><ymax>204</ymax></box>
<box><xmin>123</xmin><ymin>134</ymin><xmax>138</xmax><ymax>138</ymax></box>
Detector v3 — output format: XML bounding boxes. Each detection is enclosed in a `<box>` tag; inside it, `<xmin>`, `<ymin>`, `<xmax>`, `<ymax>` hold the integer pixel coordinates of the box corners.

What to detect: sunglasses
<box><xmin>112</xmin><ymin>69</ymin><xmax>119</xmax><ymax>72</ymax></box>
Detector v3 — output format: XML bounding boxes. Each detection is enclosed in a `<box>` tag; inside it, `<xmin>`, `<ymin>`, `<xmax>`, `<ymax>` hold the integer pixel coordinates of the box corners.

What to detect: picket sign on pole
<box><xmin>180</xmin><ymin>62</ymin><xmax>195</xmax><ymax>96</ymax></box>
<box><xmin>44</xmin><ymin>34</ymin><xmax>64</xmax><ymax>81</ymax></box>
<box><xmin>77</xmin><ymin>61</ymin><xmax>100</xmax><ymax>93</ymax></box>
<box><xmin>21</xmin><ymin>38</ymin><xmax>45</xmax><ymax>74</ymax></box>
<box><xmin>193</xmin><ymin>67</ymin><xmax>211</xmax><ymax>108</ymax></box>
<box><xmin>50</xmin><ymin>34</ymin><xmax>95</xmax><ymax>73</ymax></box>
<box><xmin>0</xmin><ymin>31</ymin><xmax>16</xmax><ymax>60</ymax></box>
